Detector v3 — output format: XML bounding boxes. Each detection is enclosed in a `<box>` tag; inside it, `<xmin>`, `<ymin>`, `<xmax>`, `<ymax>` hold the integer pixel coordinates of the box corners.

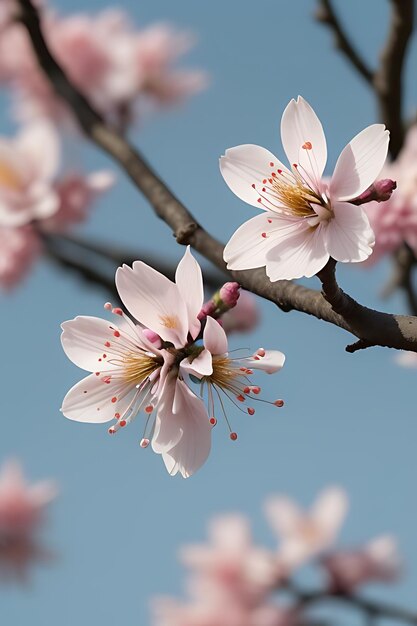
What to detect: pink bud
<box><xmin>222</xmin><ymin>291</ymin><xmax>260</xmax><ymax>334</ymax></box>
<box><xmin>351</xmin><ymin>179</ymin><xmax>397</xmax><ymax>205</ymax></box>
<box><xmin>219</xmin><ymin>282</ymin><xmax>240</xmax><ymax>308</ymax></box>
<box><xmin>197</xmin><ymin>300</ymin><xmax>217</xmax><ymax>321</ymax></box>
<box><xmin>143</xmin><ymin>329</ymin><xmax>161</xmax><ymax>347</ymax></box>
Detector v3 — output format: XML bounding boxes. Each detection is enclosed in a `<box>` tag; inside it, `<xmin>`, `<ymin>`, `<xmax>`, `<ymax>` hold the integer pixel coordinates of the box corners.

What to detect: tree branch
<box><xmin>373</xmin><ymin>0</ymin><xmax>414</xmax><ymax>158</ymax></box>
<box><xmin>315</xmin><ymin>0</ymin><xmax>374</xmax><ymax>85</ymax></box>
<box><xmin>287</xmin><ymin>581</ymin><xmax>417</xmax><ymax>625</ymax></box>
<box><xmin>15</xmin><ymin>0</ymin><xmax>417</xmax><ymax>353</ymax></box>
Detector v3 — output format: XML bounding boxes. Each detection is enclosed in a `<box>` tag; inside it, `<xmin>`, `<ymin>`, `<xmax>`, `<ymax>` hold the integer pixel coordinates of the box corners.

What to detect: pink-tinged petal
<box><xmin>245</xmin><ymin>350</ymin><xmax>285</xmax><ymax>374</ymax></box>
<box><xmin>281</xmin><ymin>96</ymin><xmax>327</xmax><ymax>183</ymax></box>
<box><xmin>203</xmin><ymin>316</ymin><xmax>228</xmax><ymax>356</ymax></box>
<box><xmin>311</xmin><ymin>487</ymin><xmax>348</xmax><ymax>537</ymax></box>
<box><xmin>220</xmin><ymin>144</ymin><xmax>288</xmax><ymax>209</ymax></box>
<box><xmin>15</xmin><ymin>121</ymin><xmax>60</xmax><ymax>181</ymax></box>
<box><xmin>325</xmin><ymin>201</ymin><xmax>375</xmax><ymax>262</ymax></box>
<box><xmin>265</xmin><ymin>223</ymin><xmax>329</xmax><ymax>280</ymax></box>
<box><xmin>224</xmin><ymin>213</ymin><xmax>300</xmax><ymax>271</ymax></box>
<box><xmin>265</xmin><ymin>496</ymin><xmax>303</xmax><ymax>537</ymax></box>
<box><xmin>180</xmin><ymin>348</ymin><xmax>213</xmax><ymax>378</ymax></box>
<box><xmin>61</xmin><ymin>316</ymin><xmax>124</xmax><ymax>372</ymax></box>
<box><xmin>175</xmin><ymin>246</ymin><xmax>203</xmax><ymax>340</ymax></box>
<box><xmin>161</xmin><ymin>380</ymin><xmax>211</xmax><ymax>478</ymax></box>
<box><xmin>116</xmin><ymin>261</ymin><xmax>188</xmax><ymax>349</ymax></box>
<box><xmin>330</xmin><ymin>124</ymin><xmax>389</xmax><ymax>201</ymax></box>
<box><xmin>152</xmin><ymin>377</ymin><xmax>184</xmax><ymax>452</ymax></box>
<box><xmin>209</xmin><ymin>515</ymin><xmax>251</xmax><ymax>550</ymax></box>
<box><xmin>61</xmin><ymin>373</ymin><xmax>135</xmax><ymax>423</ymax></box>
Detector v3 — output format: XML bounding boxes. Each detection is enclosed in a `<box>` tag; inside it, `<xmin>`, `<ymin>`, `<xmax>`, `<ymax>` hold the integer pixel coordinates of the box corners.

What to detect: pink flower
<box><xmin>0</xmin><ymin>10</ymin><xmax>206</xmax><ymax>124</ymax></box>
<box><xmin>61</xmin><ymin>247</ymin><xmax>285</xmax><ymax>478</ymax></box>
<box><xmin>221</xmin><ymin>290</ymin><xmax>260</xmax><ymax>334</ymax></box>
<box><xmin>395</xmin><ymin>351</ymin><xmax>417</xmax><ymax>368</ymax></box>
<box><xmin>40</xmin><ymin>170</ymin><xmax>115</xmax><ymax>233</ymax></box>
<box><xmin>152</xmin><ymin>599</ymin><xmax>296</xmax><ymax>626</ymax></box>
<box><xmin>0</xmin><ymin>224</ymin><xmax>41</xmax><ymax>289</ymax></box>
<box><xmin>322</xmin><ymin>535</ymin><xmax>401</xmax><ymax>592</ymax></box>
<box><xmin>0</xmin><ymin>459</ymin><xmax>57</xmax><ymax>580</ymax></box>
<box><xmin>180</xmin><ymin>515</ymin><xmax>281</xmax><ymax>607</ymax></box>
<box><xmin>265</xmin><ymin>487</ymin><xmax>348</xmax><ymax>570</ymax></box>
<box><xmin>0</xmin><ymin>121</ymin><xmax>59</xmax><ymax>227</ymax></box>
<box><xmin>364</xmin><ymin>125</ymin><xmax>417</xmax><ymax>262</ymax></box>
<box><xmin>220</xmin><ymin>96</ymin><xmax>389</xmax><ymax>280</ymax></box>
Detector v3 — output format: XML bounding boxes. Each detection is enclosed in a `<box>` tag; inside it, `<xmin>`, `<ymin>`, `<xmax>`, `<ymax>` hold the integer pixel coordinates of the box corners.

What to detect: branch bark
<box><xmin>15</xmin><ymin>0</ymin><xmax>417</xmax><ymax>352</ymax></box>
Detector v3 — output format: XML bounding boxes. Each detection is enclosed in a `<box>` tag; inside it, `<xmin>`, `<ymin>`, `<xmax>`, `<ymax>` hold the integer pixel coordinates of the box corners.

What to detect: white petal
<box><xmin>220</xmin><ymin>144</ymin><xmax>288</xmax><ymax>209</ymax></box>
<box><xmin>161</xmin><ymin>381</ymin><xmax>211</xmax><ymax>478</ymax></box>
<box><xmin>16</xmin><ymin>121</ymin><xmax>60</xmax><ymax>181</ymax></box>
<box><xmin>116</xmin><ymin>262</ymin><xmax>188</xmax><ymax>349</ymax></box>
<box><xmin>152</xmin><ymin>377</ymin><xmax>184</xmax><ymax>452</ymax></box>
<box><xmin>224</xmin><ymin>213</ymin><xmax>299</xmax><ymax>271</ymax></box>
<box><xmin>175</xmin><ymin>246</ymin><xmax>203</xmax><ymax>340</ymax></box>
<box><xmin>330</xmin><ymin>124</ymin><xmax>389</xmax><ymax>201</ymax></box>
<box><xmin>245</xmin><ymin>350</ymin><xmax>285</xmax><ymax>374</ymax></box>
<box><xmin>281</xmin><ymin>96</ymin><xmax>327</xmax><ymax>184</ymax></box>
<box><xmin>61</xmin><ymin>316</ymin><xmax>125</xmax><ymax>372</ymax></box>
<box><xmin>265</xmin><ymin>222</ymin><xmax>329</xmax><ymax>280</ymax></box>
<box><xmin>61</xmin><ymin>373</ymin><xmax>135</xmax><ymax>423</ymax></box>
<box><xmin>203</xmin><ymin>316</ymin><xmax>228</xmax><ymax>356</ymax></box>
<box><xmin>265</xmin><ymin>496</ymin><xmax>303</xmax><ymax>538</ymax></box>
<box><xmin>325</xmin><ymin>201</ymin><xmax>375</xmax><ymax>262</ymax></box>
<box><xmin>30</xmin><ymin>187</ymin><xmax>59</xmax><ymax>219</ymax></box>
<box><xmin>180</xmin><ymin>348</ymin><xmax>213</xmax><ymax>378</ymax></box>
<box><xmin>311</xmin><ymin>487</ymin><xmax>348</xmax><ymax>538</ymax></box>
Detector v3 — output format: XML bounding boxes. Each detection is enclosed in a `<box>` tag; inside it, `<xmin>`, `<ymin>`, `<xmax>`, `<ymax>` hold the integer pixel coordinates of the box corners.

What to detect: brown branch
<box><xmin>15</xmin><ymin>0</ymin><xmax>417</xmax><ymax>353</ymax></box>
<box><xmin>315</xmin><ymin>0</ymin><xmax>374</xmax><ymax>84</ymax></box>
<box><xmin>373</xmin><ymin>0</ymin><xmax>414</xmax><ymax>158</ymax></box>
<box><xmin>287</xmin><ymin>582</ymin><xmax>417</xmax><ymax>625</ymax></box>
<box><xmin>48</xmin><ymin>233</ymin><xmax>226</xmax><ymax>290</ymax></box>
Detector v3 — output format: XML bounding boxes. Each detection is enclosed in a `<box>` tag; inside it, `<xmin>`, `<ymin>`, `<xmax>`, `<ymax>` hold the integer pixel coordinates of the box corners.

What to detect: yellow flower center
<box><xmin>0</xmin><ymin>161</ymin><xmax>22</xmax><ymax>190</ymax></box>
<box><xmin>121</xmin><ymin>352</ymin><xmax>161</xmax><ymax>385</ymax></box>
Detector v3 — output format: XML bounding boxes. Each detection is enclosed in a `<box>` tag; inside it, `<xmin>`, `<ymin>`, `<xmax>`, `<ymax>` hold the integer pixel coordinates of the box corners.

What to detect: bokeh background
<box><xmin>1</xmin><ymin>0</ymin><xmax>417</xmax><ymax>624</ymax></box>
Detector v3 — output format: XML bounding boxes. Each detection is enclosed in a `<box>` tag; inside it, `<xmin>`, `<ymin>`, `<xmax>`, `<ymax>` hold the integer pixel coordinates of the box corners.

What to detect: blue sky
<box><xmin>1</xmin><ymin>1</ymin><xmax>417</xmax><ymax>624</ymax></box>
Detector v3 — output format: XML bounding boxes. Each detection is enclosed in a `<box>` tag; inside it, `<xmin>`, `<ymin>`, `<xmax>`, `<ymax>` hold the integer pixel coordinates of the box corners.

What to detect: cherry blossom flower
<box><xmin>265</xmin><ymin>487</ymin><xmax>348</xmax><ymax>569</ymax></box>
<box><xmin>0</xmin><ymin>9</ymin><xmax>206</xmax><ymax>125</ymax></box>
<box><xmin>322</xmin><ymin>535</ymin><xmax>401</xmax><ymax>592</ymax></box>
<box><xmin>0</xmin><ymin>224</ymin><xmax>41</xmax><ymax>289</ymax></box>
<box><xmin>220</xmin><ymin>96</ymin><xmax>389</xmax><ymax>280</ymax></box>
<box><xmin>0</xmin><ymin>459</ymin><xmax>57</xmax><ymax>581</ymax></box>
<box><xmin>61</xmin><ymin>247</ymin><xmax>285</xmax><ymax>478</ymax></box>
<box><xmin>0</xmin><ymin>121</ymin><xmax>59</xmax><ymax>227</ymax></box>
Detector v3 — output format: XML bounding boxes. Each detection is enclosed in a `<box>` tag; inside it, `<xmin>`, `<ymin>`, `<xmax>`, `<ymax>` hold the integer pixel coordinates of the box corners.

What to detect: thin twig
<box><xmin>15</xmin><ymin>0</ymin><xmax>417</xmax><ymax>352</ymax></box>
<box><xmin>315</xmin><ymin>0</ymin><xmax>374</xmax><ymax>84</ymax></box>
<box><xmin>287</xmin><ymin>581</ymin><xmax>417</xmax><ymax>625</ymax></box>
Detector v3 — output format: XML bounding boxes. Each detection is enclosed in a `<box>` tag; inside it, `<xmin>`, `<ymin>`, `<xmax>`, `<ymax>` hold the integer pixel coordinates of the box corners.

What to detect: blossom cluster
<box><xmin>0</xmin><ymin>0</ymin><xmax>206</xmax><ymax>289</ymax></box>
<box><xmin>0</xmin><ymin>2</ymin><xmax>206</xmax><ymax>125</ymax></box>
<box><xmin>152</xmin><ymin>488</ymin><xmax>401</xmax><ymax>626</ymax></box>
<box><xmin>61</xmin><ymin>248</ymin><xmax>285</xmax><ymax>478</ymax></box>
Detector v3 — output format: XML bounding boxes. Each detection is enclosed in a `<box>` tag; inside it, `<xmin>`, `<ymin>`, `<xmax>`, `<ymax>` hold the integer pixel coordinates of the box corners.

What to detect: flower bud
<box><xmin>351</xmin><ymin>179</ymin><xmax>396</xmax><ymax>205</ymax></box>
<box><xmin>218</xmin><ymin>282</ymin><xmax>241</xmax><ymax>308</ymax></box>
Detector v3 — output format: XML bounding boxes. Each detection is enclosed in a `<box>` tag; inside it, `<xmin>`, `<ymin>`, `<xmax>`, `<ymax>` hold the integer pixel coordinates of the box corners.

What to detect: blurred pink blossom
<box><xmin>222</xmin><ymin>290</ymin><xmax>260</xmax><ymax>334</ymax></box>
<box><xmin>0</xmin><ymin>121</ymin><xmax>59</xmax><ymax>227</ymax></box>
<box><xmin>395</xmin><ymin>351</ymin><xmax>417</xmax><ymax>368</ymax></box>
<box><xmin>40</xmin><ymin>170</ymin><xmax>114</xmax><ymax>232</ymax></box>
<box><xmin>0</xmin><ymin>459</ymin><xmax>57</xmax><ymax>580</ymax></box>
<box><xmin>364</xmin><ymin>126</ymin><xmax>417</xmax><ymax>263</ymax></box>
<box><xmin>0</xmin><ymin>224</ymin><xmax>41</xmax><ymax>289</ymax></box>
<box><xmin>322</xmin><ymin>535</ymin><xmax>401</xmax><ymax>592</ymax></box>
<box><xmin>0</xmin><ymin>9</ymin><xmax>206</xmax><ymax>124</ymax></box>
<box><xmin>180</xmin><ymin>515</ymin><xmax>281</xmax><ymax>607</ymax></box>
<box><xmin>265</xmin><ymin>487</ymin><xmax>348</xmax><ymax>570</ymax></box>
<box><xmin>152</xmin><ymin>598</ymin><xmax>297</xmax><ymax>626</ymax></box>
